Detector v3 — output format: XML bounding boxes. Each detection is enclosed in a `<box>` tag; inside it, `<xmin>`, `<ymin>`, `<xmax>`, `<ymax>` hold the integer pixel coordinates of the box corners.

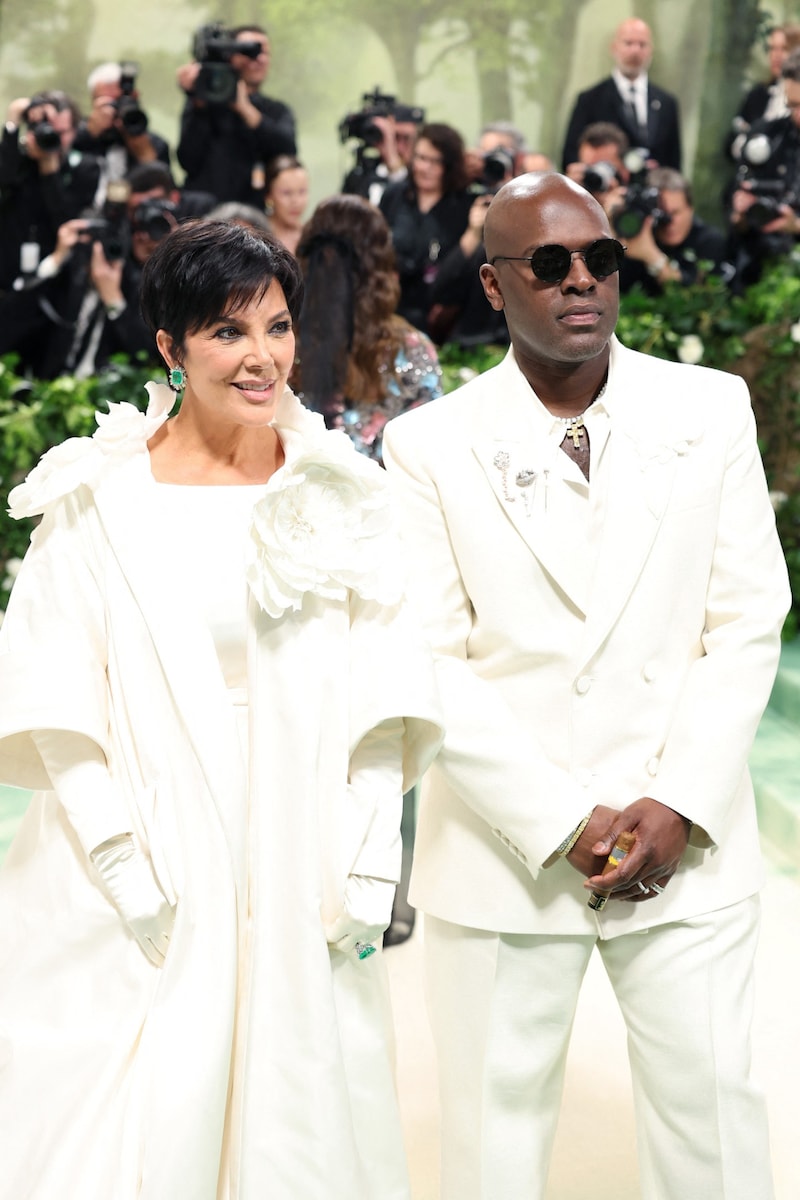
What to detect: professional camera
<box><xmin>609</xmin><ymin>150</ymin><xmax>670</xmax><ymax>239</ymax></box>
<box><xmin>82</xmin><ymin>183</ymin><xmax>132</xmax><ymax>262</ymax></box>
<box><xmin>733</xmin><ymin>127</ymin><xmax>798</xmax><ymax>231</ymax></box>
<box><xmin>131</xmin><ymin>197</ymin><xmax>179</xmax><ymax>240</ymax></box>
<box><xmin>28</xmin><ymin>119</ymin><xmax>61</xmax><ymax>153</ymax></box>
<box><xmin>191</xmin><ymin>23</ymin><xmax>263</xmax><ymax>106</ymax></box>
<box><xmin>480</xmin><ymin>146</ymin><xmax>515</xmax><ymax>188</ymax></box>
<box><xmin>24</xmin><ymin>94</ymin><xmax>63</xmax><ymax>153</ymax></box>
<box><xmin>582</xmin><ymin>160</ymin><xmax>622</xmax><ymax>195</ymax></box>
<box><xmin>339</xmin><ymin>88</ymin><xmax>399</xmax><ymax>147</ymax></box>
<box><xmin>114</xmin><ymin>61</ymin><xmax>148</xmax><ymax>137</ymax></box>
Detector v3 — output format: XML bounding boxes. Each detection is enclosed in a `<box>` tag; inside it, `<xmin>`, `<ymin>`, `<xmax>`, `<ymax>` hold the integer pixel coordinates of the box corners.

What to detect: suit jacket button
<box><xmin>647</xmin><ymin>757</ymin><xmax>660</xmax><ymax>776</ymax></box>
<box><xmin>575</xmin><ymin>675</ymin><xmax>592</xmax><ymax>695</ymax></box>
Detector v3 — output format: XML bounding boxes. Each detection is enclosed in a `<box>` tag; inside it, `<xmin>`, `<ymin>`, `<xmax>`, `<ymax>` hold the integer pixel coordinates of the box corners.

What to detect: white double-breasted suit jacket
<box><xmin>383</xmin><ymin>337</ymin><xmax>790</xmax><ymax>939</ymax></box>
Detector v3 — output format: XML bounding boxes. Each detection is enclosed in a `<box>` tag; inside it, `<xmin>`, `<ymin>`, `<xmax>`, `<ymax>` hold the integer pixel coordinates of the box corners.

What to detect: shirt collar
<box><xmin>612</xmin><ymin>68</ymin><xmax>648</xmax><ymax>98</ymax></box>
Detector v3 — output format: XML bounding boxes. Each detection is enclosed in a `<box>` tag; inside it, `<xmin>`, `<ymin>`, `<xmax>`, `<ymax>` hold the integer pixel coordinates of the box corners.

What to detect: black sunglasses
<box><xmin>489</xmin><ymin>238</ymin><xmax>626</xmax><ymax>283</ymax></box>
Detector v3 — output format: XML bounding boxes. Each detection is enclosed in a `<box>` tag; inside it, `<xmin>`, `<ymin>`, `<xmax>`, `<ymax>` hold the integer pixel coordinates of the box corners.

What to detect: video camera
<box><xmin>609</xmin><ymin>150</ymin><xmax>671</xmax><ymax>239</ymax></box>
<box><xmin>114</xmin><ymin>61</ymin><xmax>148</xmax><ymax>137</ymax></box>
<box><xmin>733</xmin><ymin>127</ymin><xmax>798</xmax><ymax>231</ymax></box>
<box><xmin>338</xmin><ymin>88</ymin><xmax>424</xmax><ymax>148</ymax></box>
<box><xmin>191</xmin><ymin>23</ymin><xmax>263</xmax><ymax>106</ymax></box>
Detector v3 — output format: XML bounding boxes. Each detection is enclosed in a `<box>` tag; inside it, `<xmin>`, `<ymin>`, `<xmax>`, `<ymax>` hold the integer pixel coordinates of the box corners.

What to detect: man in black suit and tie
<box><xmin>561</xmin><ymin>17</ymin><xmax>682</xmax><ymax>172</ymax></box>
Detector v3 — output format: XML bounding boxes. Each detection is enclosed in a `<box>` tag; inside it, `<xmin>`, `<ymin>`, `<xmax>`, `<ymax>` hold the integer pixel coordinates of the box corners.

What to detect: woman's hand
<box><xmin>91</xmin><ymin>834</ymin><xmax>176</xmax><ymax>966</ymax></box>
<box><xmin>324</xmin><ymin>874</ymin><xmax>396</xmax><ymax>954</ymax></box>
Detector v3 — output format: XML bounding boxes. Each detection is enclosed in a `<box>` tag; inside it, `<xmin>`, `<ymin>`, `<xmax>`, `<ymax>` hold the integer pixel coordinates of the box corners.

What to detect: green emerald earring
<box><xmin>168</xmin><ymin>364</ymin><xmax>186</xmax><ymax>394</ymax></box>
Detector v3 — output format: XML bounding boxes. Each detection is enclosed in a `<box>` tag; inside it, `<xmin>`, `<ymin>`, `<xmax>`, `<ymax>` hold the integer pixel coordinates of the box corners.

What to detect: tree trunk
<box><xmin>692</xmin><ymin>0</ymin><xmax>764</xmax><ymax>223</ymax></box>
<box><xmin>471</xmin><ymin>9</ymin><xmax>513</xmax><ymax>123</ymax></box>
<box><xmin>539</xmin><ymin>0</ymin><xmax>592</xmax><ymax>162</ymax></box>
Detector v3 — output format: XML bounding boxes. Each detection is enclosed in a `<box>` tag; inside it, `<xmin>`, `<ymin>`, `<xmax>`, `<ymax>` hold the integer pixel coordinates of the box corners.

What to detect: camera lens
<box><xmin>31</xmin><ymin>121</ymin><xmax>61</xmax><ymax>153</ymax></box>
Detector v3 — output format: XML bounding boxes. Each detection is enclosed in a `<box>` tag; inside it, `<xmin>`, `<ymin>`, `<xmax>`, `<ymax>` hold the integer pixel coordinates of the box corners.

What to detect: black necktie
<box><xmin>627</xmin><ymin>85</ymin><xmax>646</xmax><ymax>145</ymax></box>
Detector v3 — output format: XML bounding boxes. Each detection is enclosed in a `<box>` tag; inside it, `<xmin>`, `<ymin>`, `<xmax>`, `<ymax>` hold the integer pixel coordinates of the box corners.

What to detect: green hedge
<box><xmin>2</xmin><ymin>260</ymin><xmax>800</xmax><ymax>636</ymax></box>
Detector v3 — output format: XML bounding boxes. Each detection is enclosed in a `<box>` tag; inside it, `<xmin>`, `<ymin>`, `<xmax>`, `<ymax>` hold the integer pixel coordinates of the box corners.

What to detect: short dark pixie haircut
<box><xmin>140</xmin><ymin>219</ymin><xmax>304</xmax><ymax>356</ymax></box>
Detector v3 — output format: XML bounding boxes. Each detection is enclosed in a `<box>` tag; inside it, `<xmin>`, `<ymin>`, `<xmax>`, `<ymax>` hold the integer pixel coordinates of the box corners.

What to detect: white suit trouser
<box><xmin>424</xmin><ymin>897</ymin><xmax>773</xmax><ymax>1200</ymax></box>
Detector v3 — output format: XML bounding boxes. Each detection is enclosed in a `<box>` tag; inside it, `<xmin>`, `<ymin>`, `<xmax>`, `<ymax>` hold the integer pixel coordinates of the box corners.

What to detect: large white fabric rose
<box><xmin>8</xmin><ymin>383</ymin><xmax>173</xmax><ymax>519</ymax></box>
<box><xmin>246</xmin><ymin>449</ymin><xmax>405</xmax><ymax>618</ymax></box>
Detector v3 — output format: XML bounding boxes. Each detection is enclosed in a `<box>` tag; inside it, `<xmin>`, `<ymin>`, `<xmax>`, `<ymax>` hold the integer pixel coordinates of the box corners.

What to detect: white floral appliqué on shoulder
<box><xmin>8</xmin><ymin>382</ymin><xmax>173</xmax><ymax>519</ymax></box>
<box><xmin>246</xmin><ymin>434</ymin><xmax>405</xmax><ymax>619</ymax></box>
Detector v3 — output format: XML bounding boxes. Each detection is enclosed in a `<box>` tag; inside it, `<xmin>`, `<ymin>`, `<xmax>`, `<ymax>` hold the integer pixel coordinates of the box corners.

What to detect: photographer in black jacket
<box><xmin>72</xmin><ymin>62</ymin><xmax>172</xmax><ymax>183</ymax></box>
<box><xmin>0</xmin><ymin>90</ymin><xmax>100</xmax><ymax>291</ymax></box>
<box><xmin>176</xmin><ymin>23</ymin><xmax>297</xmax><ymax>207</ymax></box>
<box><xmin>727</xmin><ymin>50</ymin><xmax>800</xmax><ymax>285</ymax></box>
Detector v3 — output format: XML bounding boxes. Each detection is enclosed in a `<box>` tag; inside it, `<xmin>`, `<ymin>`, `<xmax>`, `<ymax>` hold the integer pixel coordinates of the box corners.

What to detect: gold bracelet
<box><xmin>556</xmin><ymin>811</ymin><xmax>593</xmax><ymax>857</ymax></box>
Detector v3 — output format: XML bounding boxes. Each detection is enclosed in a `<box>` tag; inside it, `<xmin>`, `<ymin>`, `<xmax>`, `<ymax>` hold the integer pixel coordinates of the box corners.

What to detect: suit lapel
<box><xmin>470</xmin><ymin>354</ymin><xmax>593</xmax><ymax>612</ymax></box>
<box><xmin>579</xmin><ymin>344</ymin><xmax>704</xmax><ymax>661</ymax></box>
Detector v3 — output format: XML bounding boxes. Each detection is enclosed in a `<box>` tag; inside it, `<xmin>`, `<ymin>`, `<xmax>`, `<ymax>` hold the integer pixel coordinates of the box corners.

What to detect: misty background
<box><xmin>0</xmin><ymin>0</ymin><xmax>799</xmax><ymax>221</ymax></box>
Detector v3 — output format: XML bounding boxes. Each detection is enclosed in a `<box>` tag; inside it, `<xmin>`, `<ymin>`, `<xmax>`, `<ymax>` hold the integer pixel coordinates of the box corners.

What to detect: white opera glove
<box><xmin>325</xmin><ymin>874</ymin><xmax>396</xmax><ymax>955</ymax></box>
<box><xmin>31</xmin><ymin>729</ymin><xmax>175</xmax><ymax>968</ymax></box>
<box><xmin>90</xmin><ymin>833</ymin><xmax>175</xmax><ymax>967</ymax></box>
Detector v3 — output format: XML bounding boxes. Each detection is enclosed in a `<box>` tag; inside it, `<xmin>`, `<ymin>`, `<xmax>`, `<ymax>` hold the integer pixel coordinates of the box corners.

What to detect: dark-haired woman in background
<box><xmin>294</xmin><ymin>193</ymin><xmax>442</xmax><ymax>464</ymax></box>
<box><xmin>0</xmin><ymin>219</ymin><xmax>442</xmax><ymax>1198</ymax></box>
<box><xmin>379</xmin><ymin>121</ymin><xmax>473</xmax><ymax>335</ymax></box>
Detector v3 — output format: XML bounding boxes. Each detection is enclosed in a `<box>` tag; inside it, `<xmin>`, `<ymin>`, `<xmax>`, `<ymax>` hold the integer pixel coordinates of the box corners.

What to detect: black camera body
<box><xmin>582</xmin><ymin>160</ymin><xmax>621</xmax><ymax>196</ymax></box>
<box><xmin>338</xmin><ymin>88</ymin><xmax>424</xmax><ymax>148</ymax></box>
<box><xmin>131</xmin><ymin>197</ymin><xmax>178</xmax><ymax>240</ymax></box>
<box><xmin>610</xmin><ymin>152</ymin><xmax>670</xmax><ymax>239</ymax></box>
<box><xmin>733</xmin><ymin>124</ymin><xmax>799</xmax><ymax>232</ymax></box>
<box><xmin>29</xmin><ymin>121</ymin><xmax>61</xmax><ymax>153</ymax></box>
<box><xmin>191</xmin><ymin>23</ymin><xmax>263</xmax><ymax>106</ymax></box>
<box><xmin>83</xmin><ymin>216</ymin><xmax>130</xmax><ymax>263</ymax></box>
<box><xmin>339</xmin><ymin>89</ymin><xmax>397</xmax><ymax>147</ymax></box>
<box><xmin>481</xmin><ymin>146</ymin><xmax>515</xmax><ymax>188</ymax></box>
<box><xmin>24</xmin><ymin>93</ymin><xmax>64</xmax><ymax>153</ymax></box>
<box><xmin>114</xmin><ymin>61</ymin><xmax>148</xmax><ymax>137</ymax></box>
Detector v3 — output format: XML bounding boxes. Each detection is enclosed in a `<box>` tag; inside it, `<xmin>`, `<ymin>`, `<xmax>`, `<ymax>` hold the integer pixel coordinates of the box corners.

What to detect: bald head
<box><xmin>611</xmin><ymin>17</ymin><xmax>653</xmax><ymax>79</ymax></box>
<box><xmin>483</xmin><ymin>172</ymin><xmax>611</xmax><ymax>262</ymax></box>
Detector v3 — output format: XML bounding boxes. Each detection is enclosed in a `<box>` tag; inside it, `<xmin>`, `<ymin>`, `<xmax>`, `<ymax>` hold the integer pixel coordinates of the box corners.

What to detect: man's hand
<box><xmin>90</xmin><ymin>241</ymin><xmax>125</xmax><ymax>307</ymax></box>
<box><xmin>6</xmin><ymin>96</ymin><xmax>30</xmax><ymax>127</ymax></box>
<box><xmin>565</xmin><ymin>804</ymin><xmax>621</xmax><ymax>878</ymax></box>
<box><xmin>583</xmin><ymin>797</ymin><xmax>690</xmax><ymax>902</ymax></box>
<box><xmin>176</xmin><ymin>62</ymin><xmax>202</xmax><ymax>95</ymax></box>
<box><xmin>371</xmin><ymin>114</ymin><xmax>404</xmax><ymax>172</ymax></box>
<box><xmin>230</xmin><ymin>79</ymin><xmax>262</xmax><ymax>129</ymax></box>
<box><xmin>758</xmin><ymin>203</ymin><xmax>800</xmax><ymax>236</ymax></box>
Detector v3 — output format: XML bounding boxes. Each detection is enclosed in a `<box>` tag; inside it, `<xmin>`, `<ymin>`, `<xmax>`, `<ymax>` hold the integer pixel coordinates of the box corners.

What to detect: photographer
<box><xmin>728</xmin><ymin>48</ymin><xmax>800</xmax><ymax>285</ymax></box>
<box><xmin>464</xmin><ymin>122</ymin><xmax>527</xmax><ymax>184</ymax></box>
<box><xmin>340</xmin><ymin>93</ymin><xmax>423</xmax><ymax>206</ymax></box>
<box><xmin>176</xmin><ymin>23</ymin><xmax>296</xmax><ymax>207</ymax></box>
<box><xmin>621</xmin><ymin>167</ymin><xmax>731</xmax><ymax>292</ymax></box>
<box><xmin>426</xmin><ymin>152</ymin><xmax>517</xmax><ymax>347</ymax></box>
<box><xmin>0</xmin><ymin>90</ymin><xmax>101</xmax><ymax>291</ymax></box>
<box><xmin>72</xmin><ymin>62</ymin><xmax>171</xmax><ymax>184</ymax></box>
<box><xmin>31</xmin><ymin>163</ymin><xmax>183</xmax><ymax>379</ymax></box>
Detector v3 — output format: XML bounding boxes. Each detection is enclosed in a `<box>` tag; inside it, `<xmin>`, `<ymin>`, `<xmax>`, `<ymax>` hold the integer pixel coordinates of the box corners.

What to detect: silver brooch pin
<box><xmin>493</xmin><ymin>450</ymin><xmax>515</xmax><ymax>502</ymax></box>
<box><xmin>515</xmin><ymin>468</ymin><xmax>536</xmax><ymax>516</ymax></box>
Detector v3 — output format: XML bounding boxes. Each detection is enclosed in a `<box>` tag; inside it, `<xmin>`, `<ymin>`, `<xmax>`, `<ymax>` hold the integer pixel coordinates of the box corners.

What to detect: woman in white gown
<box><xmin>0</xmin><ymin>220</ymin><xmax>443</xmax><ymax>1199</ymax></box>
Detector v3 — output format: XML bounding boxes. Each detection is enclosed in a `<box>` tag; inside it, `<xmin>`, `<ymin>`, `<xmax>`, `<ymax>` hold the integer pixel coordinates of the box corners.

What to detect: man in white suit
<box><xmin>382</xmin><ymin>172</ymin><xmax>790</xmax><ymax>1200</ymax></box>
